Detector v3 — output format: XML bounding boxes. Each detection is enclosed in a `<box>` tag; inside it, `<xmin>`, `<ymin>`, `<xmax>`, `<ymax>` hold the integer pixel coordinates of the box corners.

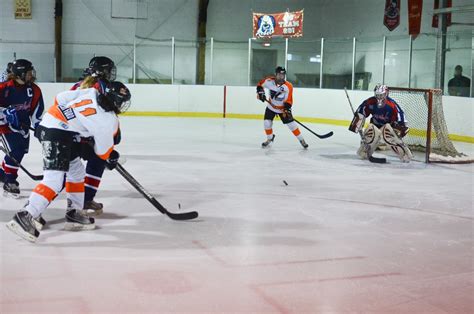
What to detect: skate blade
<box><xmin>3</xmin><ymin>191</ymin><xmax>20</xmax><ymax>199</ymax></box>
<box><xmin>64</xmin><ymin>222</ymin><xmax>95</xmax><ymax>231</ymax></box>
<box><xmin>5</xmin><ymin>220</ymin><xmax>37</xmax><ymax>243</ymax></box>
<box><xmin>82</xmin><ymin>208</ymin><xmax>103</xmax><ymax>217</ymax></box>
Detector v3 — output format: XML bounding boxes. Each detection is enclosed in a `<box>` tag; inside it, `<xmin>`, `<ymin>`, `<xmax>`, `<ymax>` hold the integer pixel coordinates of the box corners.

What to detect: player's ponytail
<box><xmin>79</xmin><ymin>76</ymin><xmax>98</xmax><ymax>89</ymax></box>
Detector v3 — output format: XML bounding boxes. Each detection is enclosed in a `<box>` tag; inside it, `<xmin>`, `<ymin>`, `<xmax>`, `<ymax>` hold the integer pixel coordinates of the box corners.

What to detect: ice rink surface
<box><xmin>1</xmin><ymin>117</ymin><xmax>473</xmax><ymax>313</ymax></box>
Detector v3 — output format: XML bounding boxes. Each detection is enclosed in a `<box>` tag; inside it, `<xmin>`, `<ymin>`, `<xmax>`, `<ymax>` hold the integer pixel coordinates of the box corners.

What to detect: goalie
<box><xmin>349</xmin><ymin>84</ymin><xmax>413</xmax><ymax>162</ymax></box>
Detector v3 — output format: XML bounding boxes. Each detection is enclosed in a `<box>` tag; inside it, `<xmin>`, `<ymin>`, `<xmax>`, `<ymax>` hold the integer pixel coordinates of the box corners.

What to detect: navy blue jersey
<box><xmin>356</xmin><ymin>96</ymin><xmax>406</xmax><ymax>128</ymax></box>
<box><xmin>0</xmin><ymin>80</ymin><xmax>44</xmax><ymax>134</ymax></box>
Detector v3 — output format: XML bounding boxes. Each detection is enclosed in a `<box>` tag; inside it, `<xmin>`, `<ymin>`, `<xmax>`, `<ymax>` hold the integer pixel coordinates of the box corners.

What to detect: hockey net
<box><xmin>388</xmin><ymin>87</ymin><xmax>472</xmax><ymax>163</ymax></box>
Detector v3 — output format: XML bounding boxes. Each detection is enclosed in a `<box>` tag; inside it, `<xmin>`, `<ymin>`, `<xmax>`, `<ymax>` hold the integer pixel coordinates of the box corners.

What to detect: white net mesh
<box><xmin>388</xmin><ymin>87</ymin><xmax>469</xmax><ymax>162</ymax></box>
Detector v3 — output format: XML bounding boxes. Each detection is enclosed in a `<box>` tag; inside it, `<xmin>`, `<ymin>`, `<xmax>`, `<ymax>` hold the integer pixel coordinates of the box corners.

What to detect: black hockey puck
<box><xmin>178</xmin><ymin>203</ymin><xmax>181</xmax><ymax>209</ymax></box>
<box><xmin>283</xmin><ymin>180</ymin><xmax>288</xmax><ymax>186</ymax></box>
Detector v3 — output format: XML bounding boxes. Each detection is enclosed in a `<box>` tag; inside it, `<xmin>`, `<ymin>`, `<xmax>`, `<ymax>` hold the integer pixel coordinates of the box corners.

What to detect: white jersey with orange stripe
<box><xmin>40</xmin><ymin>88</ymin><xmax>119</xmax><ymax>160</ymax></box>
<box><xmin>257</xmin><ymin>76</ymin><xmax>294</xmax><ymax>114</ymax></box>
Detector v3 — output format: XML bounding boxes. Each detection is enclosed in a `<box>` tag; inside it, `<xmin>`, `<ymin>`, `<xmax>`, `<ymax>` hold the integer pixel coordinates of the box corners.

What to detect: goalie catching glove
<box><xmin>391</xmin><ymin>122</ymin><xmax>409</xmax><ymax>138</ymax></box>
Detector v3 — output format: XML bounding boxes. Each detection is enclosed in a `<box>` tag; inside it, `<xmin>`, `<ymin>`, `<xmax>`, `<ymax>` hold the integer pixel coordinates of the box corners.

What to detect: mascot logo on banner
<box><xmin>253</xmin><ymin>10</ymin><xmax>303</xmax><ymax>38</ymax></box>
<box><xmin>256</xmin><ymin>15</ymin><xmax>276</xmax><ymax>37</ymax></box>
<box><xmin>384</xmin><ymin>0</ymin><xmax>400</xmax><ymax>31</ymax></box>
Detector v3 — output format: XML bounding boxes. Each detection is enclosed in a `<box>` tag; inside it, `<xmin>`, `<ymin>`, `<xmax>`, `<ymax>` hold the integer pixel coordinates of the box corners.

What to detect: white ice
<box><xmin>1</xmin><ymin>117</ymin><xmax>473</xmax><ymax>313</ymax></box>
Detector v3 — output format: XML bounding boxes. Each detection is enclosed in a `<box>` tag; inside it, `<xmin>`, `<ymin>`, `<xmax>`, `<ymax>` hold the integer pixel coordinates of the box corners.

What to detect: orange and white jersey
<box><xmin>40</xmin><ymin>88</ymin><xmax>119</xmax><ymax>160</ymax></box>
<box><xmin>257</xmin><ymin>76</ymin><xmax>294</xmax><ymax>114</ymax></box>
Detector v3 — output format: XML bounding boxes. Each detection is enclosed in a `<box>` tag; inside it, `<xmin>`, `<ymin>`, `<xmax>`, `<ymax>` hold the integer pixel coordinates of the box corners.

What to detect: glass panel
<box><xmin>62</xmin><ymin>43</ymin><xmax>133</xmax><ymax>83</ymax></box>
<box><xmin>135</xmin><ymin>38</ymin><xmax>172</xmax><ymax>84</ymax></box>
<box><xmin>384</xmin><ymin>36</ymin><xmax>410</xmax><ymax>87</ymax></box>
<box><xmin>250</xmin><ymin>37</ymin><xmax>286</xmax><ymax>86</ymax></box>
<box><xmin>411</xmin><ymin>34</ymin><xmax>436</xmax><ymax>89</ymax></box>
<box><xmin>174</xmin><ymin>39</ymin><xmax>198</xmax><ymax>85</ymax></box>
<box><xmin>0</xmin><ymin>42</ymin><xmax>55</xmax><ymax>82</ymax></box>
<box><xmin>287</xmin><ymin>38</ymin><xmax>321</xmax><ymax>88</ymax></box>
<box><xmin>444</xmin><ymin>31</ymin><xmax>472</xmax><ymax>97</ymax></box>
<box><xmin>355</xmin><ymin>37</ymin><xmax>383</xmax><ymax>90</ymax></box>
<box><xmin>211</xmin><ymin>40</ymin><xmax>249</xmax><ymax>86</ymax></box>
<box><xmin>322</xmin><ymin>38</ymin><xmax>353</xmax><ymax>89</ymax></box>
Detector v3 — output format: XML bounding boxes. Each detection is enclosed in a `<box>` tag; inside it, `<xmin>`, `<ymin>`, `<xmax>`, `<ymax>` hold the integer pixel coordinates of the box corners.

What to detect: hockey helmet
<box><xmin>86</xmin><ymin>56</ymin><xmax>116</xmax><ymax>81</ymax></box>
<box><xmin>275</xmin><ymin>66</ymin><xmax>286</xmax><ymax>84</ymax></box>
<box><xmin>11</xmin><ymin>59</ymin><xmax>35</xmax><ymax>83</ymax></box>
<box><xmin>374</xmin><ymin>84</ymin><xmax>389</xmax><ymax>106</ymax></box>
<box><xmin>103</xmin><ymin>81</ymin><xmax>131</xmax><ymax>114</ymax></box>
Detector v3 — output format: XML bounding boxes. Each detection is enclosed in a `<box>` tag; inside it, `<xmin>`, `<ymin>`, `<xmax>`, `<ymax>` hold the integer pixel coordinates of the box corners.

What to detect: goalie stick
<box><xmin>264</xmin><ymin>99</ymin><xmax>333</xmax><ymax>139</ymax></box>
<box><xmin>115</xmin><ymin>163</ymin><xmax>198</xmax><ymax>221</ymax></box>
<box><xmin>344</xmin><ymin>88</ymin><xmax>387</xmax><ymax>164</ymax></box>
<box><xmin>0</xmin><ymin>142</ymin><xmax>44</xmax><ymax>181</ymax></box>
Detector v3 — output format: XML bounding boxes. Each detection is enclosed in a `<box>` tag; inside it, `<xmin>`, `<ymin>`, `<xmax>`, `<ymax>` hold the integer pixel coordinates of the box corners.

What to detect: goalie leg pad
<box><xmin>357</xmin><ymin>124</ymin><xmax>381</xmax><ymax>159</ymax></box>
<box><xmin>381</xmin><ymin>124</ymin><xmax>413</xmax><ymax>162</ymax></box>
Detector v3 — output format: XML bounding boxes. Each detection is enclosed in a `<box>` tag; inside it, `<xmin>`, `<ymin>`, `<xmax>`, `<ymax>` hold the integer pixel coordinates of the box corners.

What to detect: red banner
<box><xmin>408</xmin><ymin>0</ymin><xmax>423</xmax><ymax>37</ymax></box>
<box><xmin>383</xmin><ymin>0</ymin><xmax>400</xmax><ymax>31</ymax></box>
<box><xmin>253</xmin><ymin>10</ymin><xmax>304</xmax><ymax>38</ymax></box>
<box><xmin>432</xmin><ymin>0</ymin><xmax>452</xmax><ymax>28</ymax></box>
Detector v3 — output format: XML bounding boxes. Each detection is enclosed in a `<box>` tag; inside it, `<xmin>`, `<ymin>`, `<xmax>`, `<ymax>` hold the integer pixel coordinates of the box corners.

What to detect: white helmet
<box><xmin>374</xmin><ymin>84</ymin><xmax>389</xmax><ymax>106</ymax></box>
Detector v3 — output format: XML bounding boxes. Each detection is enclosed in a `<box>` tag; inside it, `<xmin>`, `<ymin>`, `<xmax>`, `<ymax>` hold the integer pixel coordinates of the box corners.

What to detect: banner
<box><xmin>383</xmin><ymin>0</ymin><xmax>400</xmax><ymax>31</ymax></box>
<box><xmin>408</xmin><ymin>0</ymin><xmax>423</xmax><ymax>37</ymax></box>
<box><xmin>432</xmin><ymin>0</ymin><xmax>452</xmax><ymax>28</ymax></box>
<box><xmin>14</xmin><ymin>0</ymin><xmax>32</xmax><ymax>19</ymax></box>
<box><xmin>253</xmin><ymin>10</ymin><xmax>304</xmax><ymax>38</ymax></box>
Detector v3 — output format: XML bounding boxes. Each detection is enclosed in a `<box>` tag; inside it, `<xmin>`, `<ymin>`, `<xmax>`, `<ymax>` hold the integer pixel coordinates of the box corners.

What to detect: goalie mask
<box><xmin>12</xmin><ymin>59</ymin><xmax>36</xmax><ymax>83</ymax></box>
<box><xmin>100</xmin><ymin>81</ymin><xmax>131</xmax><ymax>114</ymax></box>
<box><xmin>374</xmin><ymin>84</ymin><xmax>389</xmax><ymax>107</ymax></box>
<box><xmin>86</xmin><ymin>56</ymin><xmax>117</xmax><ymax>81</ymax></box>
<box><xmin>275</xmin><ymin>66</ymin><xmax>286</xmax><ymax>85</ymax></box>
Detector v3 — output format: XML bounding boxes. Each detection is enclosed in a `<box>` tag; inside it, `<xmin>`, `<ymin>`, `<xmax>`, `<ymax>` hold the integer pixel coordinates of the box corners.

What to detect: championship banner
<box><xmin>432</xmin><ymin>0</ymin><xmax>452</xmax><ymax>28</ymax></box>
<box><xmin>252</xmin><ymin>10</ymin><xmax>304</xmax><ymax>38</ymax></box>
<box><xmin>14</xmin><ymin>0</ymin><xmax>32</xmax><ymax>19</ymax></box>
<box><xmin>408</xmin><ymin>0</ymin><xmax>422</xmax><ymax>37</ymax></box>
<box><xmin>383</xmin><ymin>0</ymin><xmax>400</xmax><ymax>31</ymax></box>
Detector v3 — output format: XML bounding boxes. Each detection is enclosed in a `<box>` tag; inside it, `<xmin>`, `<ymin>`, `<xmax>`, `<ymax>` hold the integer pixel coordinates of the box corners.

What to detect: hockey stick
<box><xmin>294</xmin><ymin>119</ymin><xmax>334</xmax><ymax>139</ymax></box>
<box><xmin>115</xmin><ymin>163</ymin><xmax>198</xmax><ymax>221</ymax></box>
<box><xmin>264</xmin><ymin>99</ymin><xmax>333</xmax><ymax>139</ymax></box>
<box><xmin>344</xmin><ymin>88</ymin><xmax>387</xmax><ymax>164</ymax></box>
<box><xmin>0</xmin><ymin>141</ymin><xmax>44</xmax><ymax>181</ymax></box>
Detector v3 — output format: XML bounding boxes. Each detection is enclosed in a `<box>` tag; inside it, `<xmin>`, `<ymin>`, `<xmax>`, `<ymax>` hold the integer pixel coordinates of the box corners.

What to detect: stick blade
<box><xmin>167</xmin><ymin>211</ymin><xmax>199</xmax><ymax>221</ymax></box>
<box><xmin>369</xmin><ymin>156</ymin><xmax>387</xmax><ymax>163</ymax></box>
<box><xmin>317</xmin><ymin>131</ymin><xmax>334</xmax><ymax>139</ymax></box>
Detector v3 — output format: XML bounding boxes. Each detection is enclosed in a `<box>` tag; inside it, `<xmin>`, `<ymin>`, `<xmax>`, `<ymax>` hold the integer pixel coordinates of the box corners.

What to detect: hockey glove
<box><xmin>105</xmin><ymin>150</ymin><xmax>120</xmax><ymax>170</ymax></box>
<box><xmin>256</xmin><ymin>86</ymin><xmax>266</xmax><ymax>102</ymax></box>
<box><xmin>392</xmin><ymin>122</ymin><xmax>409</xmax><ymax>138</ymax></box>
<box><xmin>3</xmin><ymin>108</ymin><xmax>20</xmax><ymax>130</ymax></box>
<box><xmin>281</xmin><ymin>102</ymin><xmax>292</xmax><ymax>117</ymax></box>
<box><xmin>349</xmin><ymin>113</ymin><xmax>365</xmax><ymax>133</ymax></box>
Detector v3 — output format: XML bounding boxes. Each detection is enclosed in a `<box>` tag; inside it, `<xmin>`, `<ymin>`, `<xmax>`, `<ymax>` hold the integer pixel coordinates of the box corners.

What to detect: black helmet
<box><xmin>275</xmin><ymin>66</ymin><xmax>286</xmax><ymax>75</ymax></box>
<box><xmin>12</xmin><ymin>59</ymin><xmax>35</xmax><ymax>82</ymax></box>
<box><xmin>275</xmin><ymin>66</ymin><xmax>286</xmax><ymax>84</ymax></box>
<box><xmin>102</xmin><ymin>81</ymin><xmax>131</xmax><ymax>114</ymax></box>
<box><xmin>86</xmin><ymin>56</ymin><xmax>116</xmax><ymax>81</ymax></box>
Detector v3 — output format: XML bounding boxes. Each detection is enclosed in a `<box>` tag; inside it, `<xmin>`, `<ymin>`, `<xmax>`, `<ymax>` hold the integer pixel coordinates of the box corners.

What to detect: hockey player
<box><xmin>349</xmin><ymin>84</ymin><xmax>412</xmax><ymax>162</ymax></box>
<box><xmin>0</xmin><ymin>59</ymin><xmax>44</xmax><ymax>197</ymax></box>
<box><xmin>256</xmin><ymin>66</ymin><xmax>308</xmax><ymax>149</ymax></box>
<box><xmin>5</xmin><ymin>81</ymin><xmax>131</xmax><ymax>242</ymax></box>
<box><xmin>71</xmin><ymin>56</ymin><xmax>119</xmax><ymax>215</ymax></box>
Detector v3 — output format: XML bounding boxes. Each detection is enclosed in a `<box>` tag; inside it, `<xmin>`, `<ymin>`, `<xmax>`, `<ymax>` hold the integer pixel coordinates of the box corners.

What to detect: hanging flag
<box><xmin>383</xmin><ymin>0</ymin><xmax>400</xmax><ymax>31</ymax></box>
<box><xmin>252</xmin><ymin>10</ymin><xmax>304</xmax><ymax>38</ymax></box>
<box><xmin>408</xmin><ymin>0</ymin><xmax>423</xmax><ymax>37</ymax></box>
<box><xmin>432</xmin><ymin>0</ymin><xmax>452</xmax><ymax>28</ymax></box>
